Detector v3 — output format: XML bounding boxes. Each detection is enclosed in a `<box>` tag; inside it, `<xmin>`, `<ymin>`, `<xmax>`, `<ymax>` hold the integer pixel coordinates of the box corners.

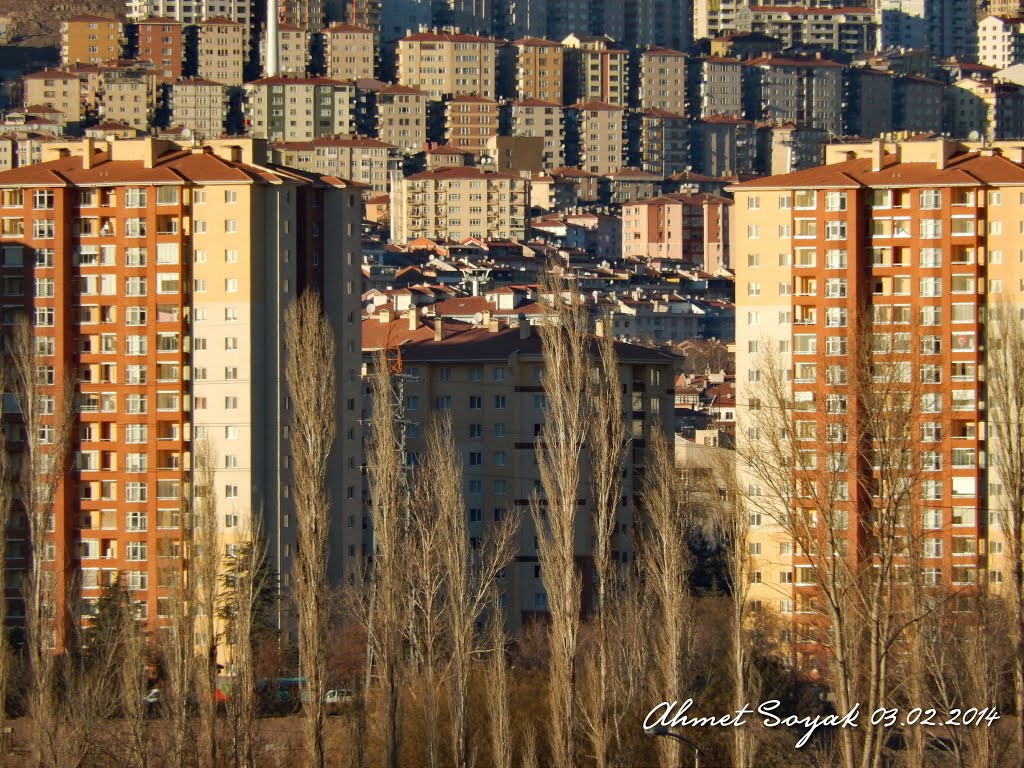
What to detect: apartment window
<box><xmin>225</xmin><ymin>278</ymin><xmax>238</xmax><ymax>292</ymax></box>
<box><xmin>746</xmin><ymin>225</ymin><xmax>760</xmax><ymax>239</ymax></box>
<box><xmin>824</xmin><ymin>278</ymin><xmax>847</xmax><ymax>298</ymax></box>
<box><xmin>794</xmin><ymin>190</ymin><xmax>815</xmax><ymax>209</ymax></box>
<box><xmin>746</xmin><ymin>283</ymin><xmax>760</xmax><ymax>297</ymax></box>
<box><xmin>825</xmin><ymin>220</ymin><xmax>847</xmax><ymax>240</ymax></box>
<box><xmin>33</xmin><ymin>190</ymin><xmax>54</xmax><ymax>209</ymax></box>
<box><xmin>919</xmin><ymin>248</ymin><xmax>941</xmax><ymax>268</ymax></box>
<box><xmin>825</xmin><ymin>308</ymin><xmax>847</xmax><ymax>327</ymax></box>
<box><xmin>225</xmin><ymin>337</ymin><xmax>239</xmax><ymax>350</ymax></box>
<box><xmin>824</xmin><ymin>191</ymin><xmax>847</xmax><ymax>211</ymax></box>
<box><xmin>746</xmin><ymin>195</ymin><xmax>760</xmax><ymax>210</ymax></box>
<box><xmin>225</xmin><ymin>426</ymin><xmax>238</xmax><ymax>440</ymax></box>
<box><xmin>920</xmin><ymin>306</ymin><xmax>941</xmax><ymax>326</ymax></box>
<box><xmin>126</xmin><ymin>511</ymin><xmax>148</xmax><ymax>531</ymax></box>
<box><xmin>919</xmin><ymin>278</ymin><xmax>941</xmax><ymax>297</ymax></box>
<box><xmin>225</xmin><ymin>485</ymin><xmax>239</xmax><ymax>499</ymax></box>
<box><xmin>794</xmin><ymin>219</ymin><xmax>817</xmax><ymax>238</ymax></box>
<box><xmin>225</xmin><ymin>219</ymin><xmax>238</xmax><ymax>233</ymax></box>
<box><xmin>33</xmin><ymin>219</ymin><xmax>54</xmax><ymax>239</ymax></box>
<box><xmin>225</xmin><ymin>396</ymin><xmax>238</xmax><ymax>410</ymax></box>
<box><xmin>919</xmin><ymin>219</ymin><xmax>941</xmax><ymax>238</ymax></box>
<box><xmin>125</xmin><ymin>542</ymin><xmax>148</xmax><ymax>561</ymax></box>
<box><xmin>125</xmin><ymin>277</ymin><xmax>146</xmax><ymax>296</ymax></box>
<box><xmin>225</xmin><ymin>190</ymin><xmax>238</xmax><ymax>203</ymax></box>
<box><xmin>825</xmin><ymin>249</ymin><xmax>847</xmax><ymax>269</ymax></box>
<box><xmin>922</xmin><ymin>538</ymin><xmax>942</xmax><ymax>557</ymax></box>
<box><xmin>125</xmin><ymin>482</ymin><xmax>148</xmax><ymax>503</ymax></box>
<box><xmin>919</xmin><ymin>189</ymin><xmax>941</xmax><ymax>209</ymax></box>
<box><xmin>921</xmin><ymin>481</ymin><xmax>942</xmax><ymax>501</ymax></box>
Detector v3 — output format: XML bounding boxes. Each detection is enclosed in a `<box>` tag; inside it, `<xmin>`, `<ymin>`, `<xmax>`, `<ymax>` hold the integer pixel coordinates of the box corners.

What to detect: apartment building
<box><xmin>639</xmin><ymin>108</ymin><xmax>687</xmax><ymax>177</ymax></box>
<box><xmin>731</xmin><ymin>137</ymin><xmax>1024</xmax><ymax>672</ymax></box>
<box><xmin>360</xmin><ymin>318</ymin><xmax>675</xmax><ymax>631</ymax></box>
<box><xmin>0</xmin><ymin>136</ymin><xmax>364</xmax><ymax>634</ymax></box>
<box><xmin>622</xmin><ymin>192</ymin><xmax>730</xmax><ymax>267</ymax></box>
<box><xmin>735</xmin><ymin>6</ymin><xmax>878</xmax><ymax>56</ymax></box>
<box><xmin>508</xmin><ymin>99</ymin><xmax>565</xmax><ymax>170</ymax></box>
<box><xmin>244</xmin><ymin>77</ymin><xmax>356</xmax><ymax>142</ymax></box>
<box><xmin>444</xmin><ymin>95</ymin><xmax>499</xmax><ymax>158</ymax></box>
<box><xmin>22</xmin><ymin>70</ymin><xmax>84</xmax><ymax>130</ymax></box>
<box><xmin>894</xmin><ymin>75</ymin><xmax>946</xmax><ymax>134</ymax></box>
<box><xmin>512</xmin><ymin>37</ymin><xmax>563</xmax><ymax>103</ymax></box>
<box><xmin>260</xmin><ymin>22</ymin><xmax>311</xmax><ymax>76</ymax></box>
<box><xmin>98</xmin><ymin>69</ymin><xmax>155</xmax><ymax>132</ymax></box>
<box><xmin>878</xmin><ymin>0</ymin><xmax>977</xmax><ymax>58</ymax></box>
<box><xmin>168</xmin><ymin>79</ymin><xmax>228</xmax><ymax>138</ymax></box>
<box><xmin>277</xmin><ymin>0</ymin><xmax>325</xmax><ymax>32</ymax></box>
<box><xmin>397</xmin><ymin>29</ymin><xmax>498</xmax><ymax>100</ymax></box>
<box><xmin>126</xmin><ymin>0</ymin><xmax>256</xmax><ymax>36</ymax></box>
<box><xmin>562</xmin><ymin>35</ymin><xmax>630</xmax><ymax>107</ymax></box>
<box><xmin>62</xmin><ymin>14</ymin><xmax>122</xmax><ymax>67</ymax></box>
<box><xmin>565</xmin><ymin>101</ymin><xmax>623</xmax><ymax>175</ymax></box>
<box><xmin>375</xmin><ymin>84</ymin><xmax>429</xmax><ymax>154</ymax></box>
<box><xmin>391</xmin><ymin>166</ymin><xmax>529</xmax><ymax>242</ymax></box>
<box><xmin>946</xmin><ymin>78</ymin><xmax>1024</xmax><ymax>140</ymax></box>
<box><xmin>135</xmin><ymin>17</ymin><xmax>184</xmax><ymax>80</ymax></box>
<box><xmin>845</xmin><ymin>67</ymin><xmax>895</xmax><ymax>139</ymax></box>
<box><xmin>689</xmin><ymin>115</ymin><xmax>756</xmax><ymax>177</ymax></box>
<box><xmin>698</xmin><ymin>56</ymin><xmax>744</xmax><ymax>119</ymax></box>
<box><xmin>978</xmin><ymin>15</ymin><xmax>1024</xmax><ymax>70</ymax></box>
<box><xmin>269</xmin><ymin>136</ymin><xmax>398</xmax><ymax>194</ymax></box>
<box><xmin>743</xmin><ymin>56</ymin><xmax>845</xmax><ymax>137</ymax></box>
<box><xmin>323</xmin><ymin>23</ymin><xmax>376</xmax><ymax>82</ymax></box>
<box><xmin>198</xmin><ymin>18</ymin><xmax>246</xmax><ymax>87</ymax></box>
<box><xmin>694</xmin><ymin>0</ymin><xmax>748</xmax><ymax>40</ymax></box>
<box><xmin>640</xmin><ymin>47</ymin><xmax>687</xmax><ymax>116</ymax></box>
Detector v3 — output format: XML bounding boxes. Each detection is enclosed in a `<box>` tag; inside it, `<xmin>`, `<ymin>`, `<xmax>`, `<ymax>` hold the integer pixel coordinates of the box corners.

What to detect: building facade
<box><xmin>444</xmin><ymin>95</ymin><xmax>499</xmax><ymax>158</ymax></box>
<box><xmin>565</xmin><ymin>101</ymin><xmax>623</xmax><ymax>175</ymax></box>
<box><xmin>244</xmin><ymin>78</ymin><xmax>357</xmax><ymax>142</ymax></box>
<box><xmin>375</xmin><ymin>84</ymin><xmax>430</xmax><ymax>155</ymax></box>
<box><xmin>260</xmin><ymin>23</ymin><xmax>311</xmax><ymax>76</ymax></box>
<box><xmin>324</xmin><ymin>23</ymin><xmax>376</xmax><ymax>82</ymax></box>
<box><xmin>197</xmin><ymin>18</ymin><xmax>246</xmax><ymax>87</ymax></box>
<box><xmin>168</xmin><ymin>79</ymin><xmax>228</xmax><ymax>138</ymax></box>
<box><xmin>508</xmin><ymin>99</ymin><xmax>565</xmax><ymax>170</ymax></box>
<box><xmin>0</xmin><ymin>136</ymin><xmax>364</xmax><ymax>635</ymax></box>
<box><xmin>61</xmin><ymin>15</ymin><xmax>122</xmax><ymax>67</ymax></box>
<box><xmin>269</xmin><ymin>136</ymin><xmax>398</xmax><ymax>194</ymax></box>
<box><xmin>512</xmin><ymin>37</ymin><xmax>564</xmax><ymax>103</ymax></box>
<box><xmin>640</xmin><ymin>47</ymin><xmax>688</xmax><ymax>116</ymax></box>
<box><xmin>397</xmin><ymin>29</ymin><xmax>498</xmax><ymax>100</ymax></box>
<box><xmin>136</xmin><ymin>17</ymin><xmax>184</xmax><ymax>80</ymax></box>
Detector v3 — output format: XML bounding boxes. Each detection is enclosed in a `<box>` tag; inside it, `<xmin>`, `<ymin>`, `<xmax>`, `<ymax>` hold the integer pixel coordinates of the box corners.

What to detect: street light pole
<box><xmin>644</xmin><ymin>724</ymin><xmax>702</xmax><ymax>768</ymax></box>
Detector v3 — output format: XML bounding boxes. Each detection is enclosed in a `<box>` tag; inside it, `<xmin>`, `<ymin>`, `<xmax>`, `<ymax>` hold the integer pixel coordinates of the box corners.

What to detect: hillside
<box><xmin>0</xmin><ymin>0</ymin><xmax>127</xmax><ymax>47</ymax></box>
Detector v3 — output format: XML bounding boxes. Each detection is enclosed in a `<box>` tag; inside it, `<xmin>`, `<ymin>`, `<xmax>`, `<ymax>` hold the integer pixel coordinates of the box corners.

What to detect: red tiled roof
<box><xmin>745</xmin><ymin>54</ymin><xmax>845</xmax><ymax>68</ymax></box>
<box><xmin>642</xmin><ymin>46</ymin><xmax>687</xmax><ymax>57</ymax></box>
<box><xmin>65</xmin><ymin>13</ymin><xmax>118</xmax><ymax>22</ymax></box>
<box><xmin>200</xmin><ymin>16</ymin><xmax>243</xmax><ymax>25</ymax></box>
<box><xmin>512</xmin><ymin>98</ymin><xmax>562</xmax><ymax>108</ymax></box>
<box><xmin>514</xmin><ymin>36</ymin><xmax>561</xmax><ymax>46</ymax></box>
<box><xmin>405</xmin><ymin>166</ymin><xmax>517</xmax><ymax>181</ymax></box>
<box><xmin>569</xmin><ymin>101</ymin><xmax>623</xmax><ymax>111</ymax></box>
<box><xmin>273</xmin><ymin>135</ymin><xmax>395</xmax><ymax>150</ymax></box>
<box><xmin>247</xmin><ymin>76</ymin><xmax>351</xmax><ymax>86</ymax></box>
<box><xmin>324</xmin><ymin>23</ymin><xmax>373</xmax><ymax>33</ymax></box>
<box><xmin>642</xmin><ymin>107</ymin><xmax>686</xmax><ymax>119</ymax></box>
<box><xmin>401</xmin><ymin>31</ymin><xmax>495</xmax><ymax>44</ymax></box>
<box><xmin>377</xmin><ymin>83</ymin><xmax>427</xmax><ymax>95</ymax></box>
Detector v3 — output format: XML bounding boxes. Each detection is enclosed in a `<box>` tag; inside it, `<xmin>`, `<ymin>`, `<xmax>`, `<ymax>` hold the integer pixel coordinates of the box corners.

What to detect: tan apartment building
<box><xmin>391</xmin><ymin>166</ymin><xmax>529</xmax><ymax>242</ymax></box>
<box><xmin>444</xmin><ymin>95</ymin><xmax>498</xmax><ymax>159</ymax></box>
<box><xmin>198</xmin><ymin>17</ymin><xmax>246</xmax><ymax>86</ymax></box>
<box><xmin>98</xmin><ymin>69</ymin><xmax>155</xmax><ymax>131</ymax></box>
<box><xmin>375</xmin><ymin>84</ymin><xmax>429</xmax><ymax>154</ymax></box>
<box><xmin>947</xmin><ymin>78</ymin><xmax>1024</xmax><ymax>140</ymax></box>
<box><xmin>397</xmin><ymin>29</ymin><xmax>498</xmax><ymax>100</ymax></box>
<box><xmin>512</xmin><ymin>37</ymin><xmax>563</xmax><ymax>103</ymax></box>
<box><xmin>562</xmin><ymin>35</ymin><xmax>629</xmax><ymax>107</ymax></box>
<box><xmin>278</xmin><ymin>0</ymin><xmax>324</xmax><ymax>32</ymax></box>
<box><xmin>361</xmin><ymin>320</ymin><xmax>675</xmax><ymax>632</ymax></box>
<box><xmin>324</xmin><ymin>23</ymin><xmax>376</xmax><ymax>82</ymax></box>
<box><xmin>136</xmin><ymin>17</ymin><xmax>183</xmax><ymax>80</ymax></box>
<box><xmin>641</xmin><ymin>107</ymin><xmax>688</xmax><ymax>177</ymax></box>
<box><xmin>566</xmin><ymin>101</ymin><xmax>623</xmax><ymax>175</ymax></box>
<box><xmin>270</xmin><ymin>136</ymin><xmax>397</xmax><ymax>194</ymax></box>
<box><xmin>509</xmin><ymin>99</ymin><xmax>564</xmax><ymax>170</ymax></box>
<box><xmin>731</xmin><ymin>137</ymin><xmax>1024</xmax><ymax>673</ymax></box>
<box><xmin>22</xmin><ymin>70</ymin><xmax>84</xmax><ymax>130</ymax></box>
<box><xmin>243</xmin><ymin>77</ymin><xmax>356</xmax><ymax>142</ymax></box>
<box><xmin>168</xmin><ymin>79</ymin><xmax>228</xmax><ymax>138</ymax></box>
<box><xmin>699</xmin><ymin>56</ymin><xmax>744</xmax><ymax>118</ymax></box>
<box><xmin>0</xmin><ymin>136</ymin><xmax>364</xmax><ymax>637</ymax></box>
<box><xmin>640</xmin><ymin>47</ymin><xmax>687</xmax><ymax>115</ymax></box>
<box><xmin>61</xmin><ymin>14</ymin><xmax>122</xmax><ymax>66</ymax></box>
<box><xmin>260</xmin><ymin>22</ymin><xmax>310</xmax><ymax>76</ymax></box>
<box><xmin>621</xmin><ymin>192</ymin><xmax>731</xmax><ymax>268</ymax></box>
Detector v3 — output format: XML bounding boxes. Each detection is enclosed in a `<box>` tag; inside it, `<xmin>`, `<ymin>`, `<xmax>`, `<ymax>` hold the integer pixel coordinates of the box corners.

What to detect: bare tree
<box><xmin>422</xmin><ymin>416</ymin><xmax>519</xmax><ymax>768</ymax></box>
<box><xmin>284</xmin><ymin>291</ymin><xmax>337</xmax><ymax>768</ymax></box>
<box><xmin>740</xmin><ymin>322</ymin><xmax>930</xmax><ymax>768</ymax></box>
<box><xmin>485</xmin><ymin>605</ymin><xmax>513</xmax><ymax>768</ymax></box>
<box><xmin>366</xmin><ymin>349</ymin><xmax>409</xmax><ymax>768</ymax></box>
<box><xmin>639</xmin><ymin>428</ymin><xmax>695</xmax><ymax>768</ymax></box>
<box><xmin>165</xmin><ymin>496</ymin><xmax>198</xmax><ymax>768</ymax></box>
<box><xmin>194</xmin><ymin>440</ymin><xmax>220</xmax><ymax>768</ymax></box>
<box><xmin>533</xmin><ymin>274</ymin><xmax>591</xmax><ymax>768</ymax></box>
<box><xmin>117</xmin><ymin>584</ymin><xmax>151</xmax><ymax>768</ymax></box>
<box><xmin>986</xmin><ymin>299</ymin><xmax>1024</xmax><ymax>763</ymax></box>
<box><xmin>8</xmin><ymin>317</ymin><xmax>76</xmax><ymax>768</ymax></box>
<box><xmin>583</xmin><ymin>314</ymin><xmax>629</xmax><ymax>768</ymax></box>
<box><xmin>221</xmin><ymin>518</ymin><xmax>271</xmax><ymax>768</ymax></box>
<box><xmin>0</xmin><ymin>361</ymin><xmax>11</xmax><ymax>736</ymax></box>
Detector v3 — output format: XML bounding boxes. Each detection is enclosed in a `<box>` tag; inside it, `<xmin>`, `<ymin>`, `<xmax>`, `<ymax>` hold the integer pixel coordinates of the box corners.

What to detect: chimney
<box><xmin>433</xmin><ymin>317</ymin><xmax>443</xmax><ymax>341</ymax></box>
<box><xmin>480</xmin><ymin>309</ymin><xmax>491</xmax><ymax>327</ymax></box>
<box><xmin>488</xmin><ymin>318</ymin><xmax>500</xmax><ymax>333</ymax></box>
<box><xmin>595</xmin><ymin>319</ymin><xmax>605</xmax><ymax>337</ymax></box>
<box><xmin>81</xmin><ymin>137</ymin><xmax>94</xmax><ymax>169</ymax></box>
<box><xmin>266</xmin><ymin>0</ymin><xmax>279</xmax><ymax>76</ymax></box>
<box><xmin>871</xmin><ymin>138</ymin><xmax>884</xmax><ymax>172</ymax></box>
<box><xmin>407</xmin><ymin>309</ymin><xmax>418</xmax><ymax>331</ymax></box>
<box><xmin>519</xmin><ymin>320</ymin><xmax>531</xmax><ymax>339</ymax></box>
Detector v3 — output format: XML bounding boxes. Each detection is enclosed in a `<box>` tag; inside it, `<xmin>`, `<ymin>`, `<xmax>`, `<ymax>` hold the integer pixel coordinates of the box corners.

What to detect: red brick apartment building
<box><xmin>0</xmin><ymin>137</ymin><xmax>363</xmax><ymax>638</ymax></box>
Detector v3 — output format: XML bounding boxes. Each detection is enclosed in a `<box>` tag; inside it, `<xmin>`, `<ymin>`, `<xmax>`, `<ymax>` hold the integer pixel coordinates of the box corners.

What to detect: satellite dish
<box><xmin>472</xmin><ymin>312</ymin><xmax>484</xmax><ymax>325</ymax></box>
<box><xmin>366</xmin><ymin>304</ymin><xmax>376</xmax><ymax>314</ymax></box>
<box><xmin>181</xmin><ymin>128</ymin><xmax>192</xmax><ymax>139</ymax></box>
<box><xmin>968</xmin><ymin>130</ymin><xmax>981</xmax><ymax>141</ymax></box>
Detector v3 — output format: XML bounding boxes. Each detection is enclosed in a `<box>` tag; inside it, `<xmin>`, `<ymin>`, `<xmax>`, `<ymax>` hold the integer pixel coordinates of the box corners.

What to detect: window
<box><xmin>225</xmin><ymin>485</ymin><xmax>239</xmax><ymax>499</ymax></box>
<box><xmin>225</xmin><ymin>219</ymin><xmax>238</xmax><ymax>233</ymax></box>
<box><xmin>32</xmin><ymin>219</ymin><xmax>54</xmax><ymax>238</ymax></box>
<box><xmin>825</xmin><ymin>220</ymin><xmax>846</xmax><ymax>240</ymax></box>
<box><xmin>126</xmin><ymin>542</ymin><xmax>148</xmax><ymax>561</ymax></box>
<box><xmin>33</xmin><ymin>190</ymin><xmax>54</xmax><ymax>209</ymax></box>
<box><xmin>919</xmin><ymin>219</ymin><xmax>941</xmax><ymax>238</ymax></box>
<box><xmin>226</xmin><ymin>278</ymin><xmax>238</xmax><ymax>293</ymax></box>
<box><xmin>919</xmin><ymin>189</ymin><xmax>941</xmax><ymax>209</ymax></box>
<box><xmin>825</xmin><ymin>191</ymin><xmax>847</xmax><ymax>211</ymax></box>
<box><xmin>825</xmin><ymin>249</ymin><xmax>847</xmax><ymax>269</ymax></box>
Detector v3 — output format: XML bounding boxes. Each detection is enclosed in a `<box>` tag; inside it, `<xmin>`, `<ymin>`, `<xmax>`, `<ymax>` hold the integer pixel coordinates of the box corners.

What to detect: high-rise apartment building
<box><xmin>126</xmin><ymin>0</ymin><xmax>256</xmax><ymax>51</ymax></box>
<box><xmin>97</xmin><ymin>69</ymin><xmax>155</xmax><ymax>132</ymax></box>
<box><xmin>732</xmin><ymin>138</ymin><xmax>1024</xmax><ymax>672</ymax></box>
<box><xmin>562</xmin><ymin>34</ymin><xmax>630</xmax><ymax>107</ymax></box>
<box><xmin>878</xmin><ymin>0</ymin><xmax>978</xmax><ymax>59</ymax></box>
<box><xmin>278</xmin><ymin>0</ymin><xmax>324</xmax><ymax>32</ymax></box>
<box><xmin>323</xmin><ymin>23</ymin><xmax>376</xmax><ymax>82</ymax></box>
<box><xmin>508</xmin><ymin>99</ymin><xmax>565</xmax><ymax>170</ymax></box>
<box><xmin>0</xmin><ymin>136</ymin><xmax>364</xmax><ymax>633</ymax></box>
<box><xmin>734</xmin><ymin>6</ymin><xmax>878</xmax><ymax>56</ymax></box>
<box><xmin>244</xmin><ymin>77</ymin><xmax>356</xmax><ymax>141</ymax></box>
<box><xmin>61</xmin><ymin>15</ymin><xmax>122</xmax><ymax>67</ymax></box>
<box><xmin>512</xmin><ymin>37</ymin><xmax>564</xmax><ymax>103</ymax></box>
<box><xmin>260</xmin><ymin>22</ymin><xmax>311</xmax><ymax>76</ymax></box>
<box><xmin>397</xmin><ymin>29</ymin><xmax>498</xmax><ymax>100</ymax></box>
<box><xmin>374</xmin><ymin>84</ymin><xmax>429</xmax><ymax>154</ymax></box>
<box><xmin>390</xmin><ymin>166</ymin><xmax>529</xmax><ymax>242</ymax></box>
<box><xmin>640</xmin><ymin>107</ymin><xmax>689</xmax><ymax>177</ymax></box>
<box><xmin>743</xmin><ymin>56</ymin><xmax>845</xmax><ymax>136</ymax></box>
<box><xmin>135</xmin><ymin>17</ymin><xmax>184</xmax><ymax>80</ymax></box>
<box><xmin>444</xmin><ymin>95</ymin><xmax>499</xmax><ymax>159</ymax></box>
<box><xmin>621</xmin><ymin>191</ymin><xmax>730</xmax><ymax>266</ymax></box>
<box><xmin>978</xmin><ymin>15</ymin><xmax>1024</xmax><ymax>70</ymax></box>
<box><xmin>640</xmin><ymin>47</ymin><xmax>688</xmax><ymax>115</ymax></box>
<box><xmin>565</xmin><ymin>101</ymin><xmax>623</xmax><ymax>175</ymax></box>
<box><xmin>269</xmin><ymin>136</ymin><xmax>398</xmax><ymax>194</ymax></box>
<box><xmin>198</xmin><ymin>17</ymin><xmax>247</xmax><ymax>86</ymax></box>
<box><xmin>22</xmin><ymin>70</ymin><xmax>84</xmax><ymax>131</ymax></box>
<box><xmin>168</xmin><ymin>79</ymin><xmax>228</xmax><ymax>138</ymax></box>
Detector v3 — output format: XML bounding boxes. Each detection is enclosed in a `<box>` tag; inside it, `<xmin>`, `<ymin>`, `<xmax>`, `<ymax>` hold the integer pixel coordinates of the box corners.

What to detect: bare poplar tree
<box><xmin>640</xmin><ymin>428</ymin><xmax>695</xmax><ymax>768</ymax></box>
<box><xmin>118</xmin><ymin>585</ymin><xmax>152</xmax><ymax>768</ymax></box>
<box><xmin>533</xmin><ymin>274</ymin><xmax>590</xmax><ymax>768</ymax></box>
<box><xmin>8</xmin><ymin>316</ymin><xmax>76</xmax><ymax>768</ymax></box>
<box><xmin>986</xmin><ymin>299</ymin><xmax>1024</xmax><ymax>762</ymax></box>
<box><xmin>366</xmin><ymin>349</ymin><xmax>409</xmax><ymax>768</ymax></box>
<box><xmin>165</xmin><ymin>495</ymin><xmax>198</xmax><ymax>768</ymax></box>
<box><xmin>221</xmin><ymin>518</ymin><xmax>270</xmax><ymax>768</ymax></box>
<box><xmin>421</xmin><ymin>417</ymin><xmax>519</xmax><ymax>768</ymax></box>
<box><xmin>740</xmin><ymin>322</ymin><xmax>929</xmax><ymax>768</ymax></box>
<box><xmin>0</xmin><ymin>361</ymin><xmax>11</xmax><ymax>736</ymax></box>
<box><xmin>284</xmin><ymin>291</ymin><xmax>336</xmax><ymax>768</ymax></box>
<box><xmin>485</xmin><ymin>606</ymin><xmax>513</xmax><ymax>768</ymax></box>
<box><xmin>194</xmin><ymin>440</ymin><xmax>220</xmax><ymax>768</ymax></box>
<box><xmin>584</xmin><ymin>314</ymin><xmax>628</xmax><ymax>768</ymax></box>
